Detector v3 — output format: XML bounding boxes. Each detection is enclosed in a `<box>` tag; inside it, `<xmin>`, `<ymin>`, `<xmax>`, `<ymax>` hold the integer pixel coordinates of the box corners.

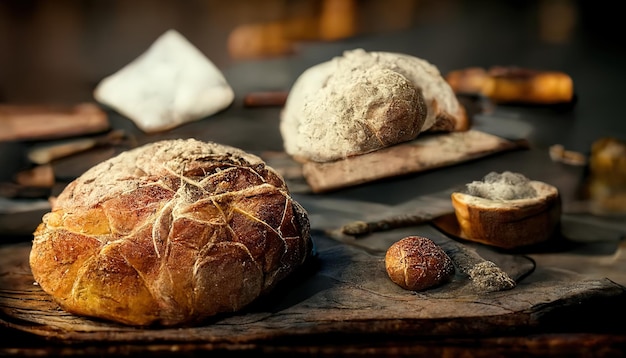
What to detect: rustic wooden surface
<box><xmin>1</xmin><ymin>131</ymin><xmax>624</xmax><ymax>356</ymax></box>
<box><xmin>1</xmin><ymin>221</ymin><xmax>624</xmax><ymax>352</ymax></box>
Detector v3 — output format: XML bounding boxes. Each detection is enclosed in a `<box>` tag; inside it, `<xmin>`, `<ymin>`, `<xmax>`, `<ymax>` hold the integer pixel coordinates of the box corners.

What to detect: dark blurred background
<box><xmin>0</xmin><ymin>0</ymin><xmax>625</xmax><ymax>259</ymax></box>
<box><xmin>0</xmin><ymin>0</ymin><xmax>623</xmax><ymax>104</ymax></box>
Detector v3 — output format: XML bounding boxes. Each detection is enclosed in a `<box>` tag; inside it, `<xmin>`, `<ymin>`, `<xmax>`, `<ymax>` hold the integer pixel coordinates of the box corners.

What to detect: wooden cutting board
<box><xmin>263</xmin><ymin>130</ymin><xmax>527</xmax><ymax>193</ymax></box>
<box><xmin>1</xmin><ymin>226</ymin><xmax>623</xmax><ymax>346</ymax></box>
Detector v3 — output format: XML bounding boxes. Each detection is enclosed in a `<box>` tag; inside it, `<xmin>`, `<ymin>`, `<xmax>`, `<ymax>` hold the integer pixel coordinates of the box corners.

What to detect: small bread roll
<box><xmin>445</xmin><ymin>66</ymin><xmax>574</xmax><ymax>105</ymax></box>
<box><xmin>29</xmin><ymin>139</ymin><xmax>312</xmax><ymax>326</ymax></box>
<box><xmin>385</xmin><ymin>236</ymin><xmax>455</xmax><ymax>291</ymax></box>
<box><xmin>451</xmin><ymin>172</ymin><xmax>561</xmax><ymax>249</ymax></box>
<box><xmin>483</xmin><ymin>67</ymin><xmax>574</xmax><ymax>104</ymax></box>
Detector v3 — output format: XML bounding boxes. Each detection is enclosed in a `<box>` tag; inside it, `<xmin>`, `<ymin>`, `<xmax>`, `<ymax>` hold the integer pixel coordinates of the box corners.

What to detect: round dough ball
<box><xmin>29</xmin><ymin>139</ymin><xmax>312</xmax><ymax>326</ymax></box>
<box><xmin>385</xmin><ymin>236</ymin><xmax>455</xmax><ymax>291</ymax></box>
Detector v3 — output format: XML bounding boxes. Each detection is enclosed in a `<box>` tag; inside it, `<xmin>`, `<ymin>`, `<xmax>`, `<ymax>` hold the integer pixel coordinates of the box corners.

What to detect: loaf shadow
<box><xmin>244</xmin><ymin>251</ymin><xmax>329</xmax><ymax>314</ymax></box>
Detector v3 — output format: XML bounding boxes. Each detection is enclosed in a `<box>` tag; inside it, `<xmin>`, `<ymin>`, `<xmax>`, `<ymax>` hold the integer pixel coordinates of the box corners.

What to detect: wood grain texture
<box><xmin>0</xmin><ymin>103</ymin><xmax>109</xmax><ymax>142</ymax></box>
<box><xmin>1</xmin><ymin>231</ymin><xmax>624</xmax><ymax>347</ymax></box>
<box><xmin>300</xmin><ymin>130</ymin><xmax>526</xmax><ymax>193</ymax></box>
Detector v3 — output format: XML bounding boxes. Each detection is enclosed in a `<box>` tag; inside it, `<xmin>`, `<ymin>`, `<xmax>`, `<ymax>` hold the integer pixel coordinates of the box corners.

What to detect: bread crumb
<box><xmin>465</xmin><ymin>171</ymin><xmax>537</xmax><ymax>200</ymax></box>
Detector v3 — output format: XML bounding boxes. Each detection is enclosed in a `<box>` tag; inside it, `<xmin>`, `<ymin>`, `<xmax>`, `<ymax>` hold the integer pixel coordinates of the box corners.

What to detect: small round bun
<box><xmin>385</xmin><ymin>236</ymin><xmax>455</xmax><ymax>291</ymax></box>
<box><xmin>451</xmin><ymin>171</ymin><xmax>561</xmax><ymax>249</ymax></box>
<box><xmin>29</xmin><ymin>139</ymin><xmax>312</xmax><ymax>326</ymax></box>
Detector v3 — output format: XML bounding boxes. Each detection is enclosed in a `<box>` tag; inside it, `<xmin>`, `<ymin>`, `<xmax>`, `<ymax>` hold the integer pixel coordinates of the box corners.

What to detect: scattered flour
<box><xmin>465</xmin><ymin>171</ymin><xmax>537</xmax><ymax>200</ymax></box>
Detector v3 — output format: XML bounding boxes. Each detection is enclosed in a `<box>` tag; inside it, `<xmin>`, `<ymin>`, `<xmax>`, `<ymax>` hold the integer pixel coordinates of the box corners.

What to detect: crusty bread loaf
<box><xmin>29</xmin><ymin>138</ymin><xmax>312</xmax><ymax>326</ymax></box>
<box><xmin>446</xmin><ymin>66</ymin><xmax>574</xmax><ymax>105</ymax></box>
<box><xmin>385</xmin><ymin>236</ymin><xmax>455</xmax><ymax>291</ymax></box>
<box><xmin>451</xmin><ymin>172</ymin><xmax>561</xmax><ymax>249</ymax></box>
<box><xmin>280</xmin><ymin>49</ymin><xmax>468</xmax><ymax>163</ymax></box>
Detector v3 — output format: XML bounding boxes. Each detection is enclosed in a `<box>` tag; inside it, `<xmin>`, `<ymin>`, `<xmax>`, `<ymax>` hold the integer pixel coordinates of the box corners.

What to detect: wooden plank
<box><xmin>0</xmin><ymin>232</ymin><xmax>623</xmax><ymax>345</ymax></box>
<box><xmin>0</xmin><ymin>103</ymin><xmax>109</xmax><ymax>142</ymax></box>
<box><xmin>301</xmin><ymin>130</ymin><xmax>526</xmax><ymax>193</ymax></box>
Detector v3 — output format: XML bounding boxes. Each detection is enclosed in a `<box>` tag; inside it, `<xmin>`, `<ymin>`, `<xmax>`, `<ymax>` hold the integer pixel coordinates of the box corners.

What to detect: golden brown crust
<box><xmin>446</xmin><ymin>66</ymin><xmax>574</xmax><ymax>105</ymax></box>
<box><xmin>385</xmin><ymin>236</ymin><xmax>455</xmax><ymax>291</ymax></box>
<box><xmin>30</xmin><ymin>139</ymin><xmax>312</xmax><ymax>326</ymax></box>
<box><xmin>426</xmin><ymin>99</ymin><xmax>470</xmax><ymax>133</ymax></box>
<box><xmin>451</xmin><ymin>181</ymin><xmax>561</xmax><ymax>249</ymax></box>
